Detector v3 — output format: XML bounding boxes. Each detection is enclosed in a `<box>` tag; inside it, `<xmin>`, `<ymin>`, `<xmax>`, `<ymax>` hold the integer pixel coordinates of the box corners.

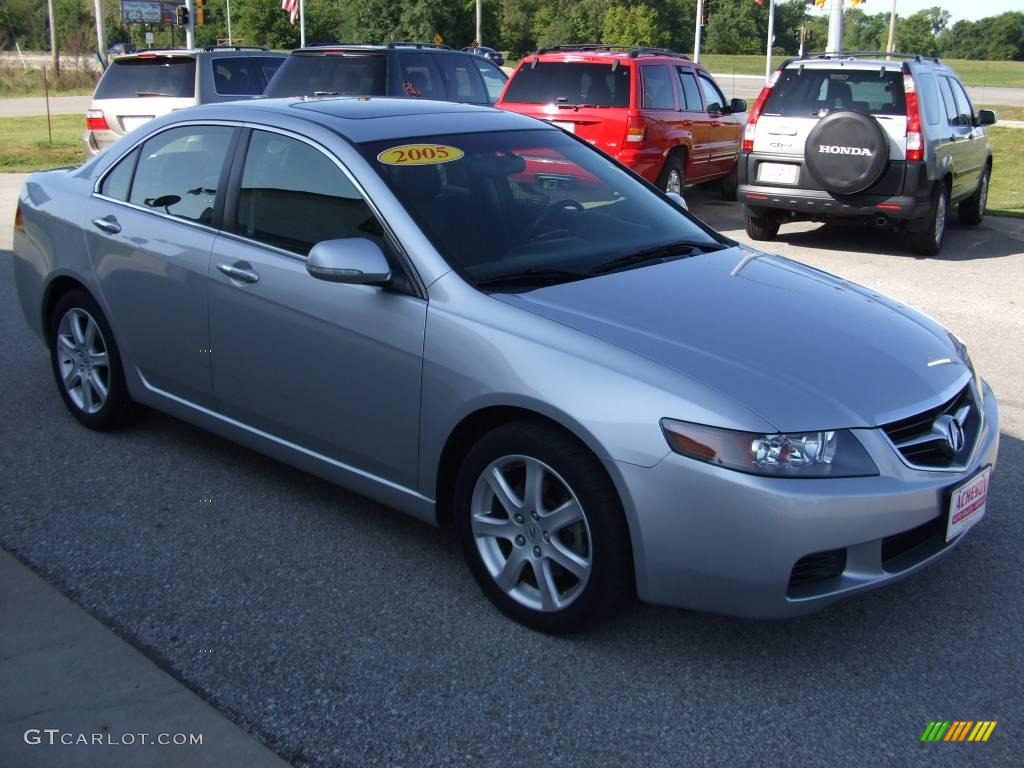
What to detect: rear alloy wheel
<box><xmin>658</xmin><ymin>153</ymin><xmax>685</xmax><ymax>196</ymax></box>
<box><xmin>455</xmin><ymin>422</ymin><xmax>632</xmax><ymax>634</ymax></box>
<box><xmin>50</xmin><ymin>289</ymin><xmax>138</xmax><ymax>430</ymax></box>
<box><xmin>720</xmin><ymin>163</ymin><xmax>739</xmax><ymax>201</ymax></box>
<box><xmin>745</xmin><ymin>211</ymin><xmax>780</xmax><ymax>241</ymax></box>
<box><xmin>958</xmin><ymin>165</ymin><xmax>990</xmax><ymax>226</ymax></box>
<box><xmin>910</xmin><ymin>185</ymin><xmax>949</xmax><ymax>257</ymax></box>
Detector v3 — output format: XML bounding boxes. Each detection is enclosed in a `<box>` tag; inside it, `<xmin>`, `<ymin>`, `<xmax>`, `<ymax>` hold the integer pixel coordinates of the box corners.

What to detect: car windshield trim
<box><xmin>590</xmin><ymin>240</ymin><xmax>728</xmax><ymax>275</ymax></box>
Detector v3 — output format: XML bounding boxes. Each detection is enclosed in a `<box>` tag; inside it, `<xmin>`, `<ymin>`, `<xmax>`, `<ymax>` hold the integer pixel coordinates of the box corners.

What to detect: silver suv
<box><xmin>737</xmin><ymin>53</ymin><xmax>997</xmax><ymax>255</ymax></box>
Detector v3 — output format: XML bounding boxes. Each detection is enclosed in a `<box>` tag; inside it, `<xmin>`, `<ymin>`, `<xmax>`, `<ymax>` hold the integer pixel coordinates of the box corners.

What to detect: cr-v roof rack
<box><xmin>386</xmin><ymin>41</ymin><xmax>453</xmax><ymax>50</ymax></box>
<box><xmin>200</xmin><ymin>45</ymin><xmax>267</xmax><ymax>52</ymax></box>
<box><xmin>800</xmin><ymin>50</ymin><xmax>942</xmax><ymax>64</ymax></box>
<box><xmin>533</xmin><ymin>44</ymin><xmax>690</xmax><ymax>59</ymax></box>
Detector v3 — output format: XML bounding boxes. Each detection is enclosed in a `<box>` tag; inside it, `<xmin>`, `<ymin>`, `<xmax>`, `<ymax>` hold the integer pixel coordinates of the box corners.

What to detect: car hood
<box><xmin>493</xmin><ymin>247</ymin><xmax>968</xmax><ymax>431</ymax></box>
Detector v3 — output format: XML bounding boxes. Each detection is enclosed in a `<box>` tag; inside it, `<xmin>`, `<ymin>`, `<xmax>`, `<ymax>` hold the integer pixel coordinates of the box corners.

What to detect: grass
<box><xmin>0</xmin><ymin>64</ymin><xmax>99</xmax><ymax>97</ymax></box>
<box><xmin>0</xmin><ymin>114</ymin><xmax>84</xmax><ymax>172</ymax></box>
<box><xmin>987</xmin><ymin>127</ymin><xmax>1023</xmax><ymax>219</ymax></box>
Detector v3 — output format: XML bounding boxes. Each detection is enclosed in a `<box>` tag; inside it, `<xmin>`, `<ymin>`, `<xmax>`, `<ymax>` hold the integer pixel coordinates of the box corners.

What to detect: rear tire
<box><xmin>657</xmin><ymin>152</ymin><xmax>686</xmax><ymax>195</ymax></box>
<box><xmin>720</xmin><ymin>163</ymin><xmax>738</xmax><ymax>201</ymax></box>
<box><xmin>49</xmin><ymin>289</ymin><xmax>139</xmax><ymax>430</ymax></box>
<box><xmin>454</xmin><ymin>421</ymin><xmax>633</xmax><ymax>634</ymax></box>
<box><xmin>958</xmin><ymin>165</ymin><xmax>989</xmax><ymax>226</ymax></box>
<box><xmin>910</xmin><ymin>184</ymin><xmax>949</xmax><ymax>257</ymax></box>
<box><xmin>745</xmin><ymin>211</ymin><xmax>780</xmax><ymax>241</ymax></box>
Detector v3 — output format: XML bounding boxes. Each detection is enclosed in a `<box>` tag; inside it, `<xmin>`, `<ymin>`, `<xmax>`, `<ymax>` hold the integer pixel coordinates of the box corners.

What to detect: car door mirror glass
<box><xmin>307</xmin><ymin>238</ymin><xmax>392</xmax><ymax>285</ymax></box>
<box><xmin>975</xmin><ymin>109</ymin><xmax>996</xmax><ymax>127</ymax></box>
<box><xmin>729</xmin><ymin>98</ymin><xmax>746</xmax><ymax>115</ymax></box>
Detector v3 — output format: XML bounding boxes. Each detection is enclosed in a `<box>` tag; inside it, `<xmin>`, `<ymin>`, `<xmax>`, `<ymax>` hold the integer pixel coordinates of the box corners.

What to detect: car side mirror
<box><xmin>729</xmin><ymin>98</ymin><xmax>747</xmax><ymax>115</ymax></box>
<box><xmin>306</xmin><ymin>238</ymin><xmax>392</xmax><ymax>285</ymax></box>
<box><xmin>666</xmin><ymin>191</ymin><xmax>688</xmax><ymax>210</ymax></box>
<box><xmin>975</xmin><ymin>109</ymin><xmax>996</xmax><ymax>127</ymax></box>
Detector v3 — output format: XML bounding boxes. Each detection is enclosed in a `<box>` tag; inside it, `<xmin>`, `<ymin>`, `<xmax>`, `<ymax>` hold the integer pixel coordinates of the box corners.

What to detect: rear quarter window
<box><xmin>94</xmin><ymin>57</ymin><xmax>196</xmax><ymax>99</ymax></box>
<box><xmin>502</xmin><ymin>62</ymin><xmax>630</xmax><ymax>108</ymax></box>
<box><xmin>263</xmin><ymin>54</ymin><xmax>387</xmax><ymax>97</ymax></box>
<box><xmin>211</xmin><ymin>57</ymin><xmax>263</xmax><ymax>96</ymax></box>
<box><xmin>916</xmin><ymin>72</ymin><xmax>942</xmax><ymax>126</ymax></box>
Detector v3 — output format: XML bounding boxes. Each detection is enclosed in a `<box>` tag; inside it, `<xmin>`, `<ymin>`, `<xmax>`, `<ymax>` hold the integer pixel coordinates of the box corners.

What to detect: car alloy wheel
<box><xmin>470</xmin><ymin>455</ymin><xmax>592</xmax><ymax>612</ymax></box>
<box><xmin>933</xmin><ymin>189</ymin><xmax>946</xmax><ymax>246</ymax></box>
<box><xmin>56</xmin><ymin>307</ymin><xmax>110</xmax><ymax>414</ymax></box>
<box><xmin>666</xmin><ymin>169</ymin><xmax>683</xmax><ymax>196</ymax></box>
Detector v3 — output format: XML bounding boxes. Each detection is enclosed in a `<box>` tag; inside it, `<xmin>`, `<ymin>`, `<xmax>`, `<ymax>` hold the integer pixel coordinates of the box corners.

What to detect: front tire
<box><xmin>454</xmin><ymin>421</ymin><xmax>633</xmax><ymax>634</ymax></box>
<box><xmin>49</xmin><ymin>289</ymin><xmax>138</xmax><ymax>430</ymax></box>
<box><xmin>910</xmin><ymin>183</ymin><xmax>949</xmax><ymax>256</ymax></box>
<box><xmin>958</xmin><ymin>165</ymin><xmax>989</xmax><ymax>226</ymax></box>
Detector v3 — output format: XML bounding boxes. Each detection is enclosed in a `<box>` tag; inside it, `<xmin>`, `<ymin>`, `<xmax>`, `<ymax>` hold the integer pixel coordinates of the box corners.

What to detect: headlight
<box><xmin>660</xmin><ymin>419</ymin><xmax>878</xmax><ymax>478</ymax></box>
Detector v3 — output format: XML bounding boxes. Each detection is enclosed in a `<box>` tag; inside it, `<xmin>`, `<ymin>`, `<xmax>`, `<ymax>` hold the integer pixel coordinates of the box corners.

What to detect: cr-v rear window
<box><xmin>503</xmin><ymin>62</ymin><xmax>630</xmax><ymax>107</ymax></box>
<box><xmin>763</xmin><ymin>69</ymin><xmax>906</xmax><ymax>117</ymax></box>
<box><xmin>263</xmin><ymin>53</ymin><xmax>388</xmax><ymax>97</ymax></box>
<box><xmin>94</xmin><ymin>56</ymin><xmax>197</xmax><ymax>99</ymax></box>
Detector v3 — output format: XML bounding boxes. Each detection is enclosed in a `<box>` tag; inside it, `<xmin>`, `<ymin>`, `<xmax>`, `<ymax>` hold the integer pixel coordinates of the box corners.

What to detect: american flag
<box><xmin>282</xmin><ymin>0</ymin><xmax>299</xmax><ymax>25</ymax></box>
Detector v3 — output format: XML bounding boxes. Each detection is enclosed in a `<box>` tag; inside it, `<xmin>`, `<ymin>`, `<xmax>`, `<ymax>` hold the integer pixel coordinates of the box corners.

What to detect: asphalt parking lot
<box><xmin>1</xmin><ymin>172</ymin><xmax>1022</xmax><ymax>767</ymax></box>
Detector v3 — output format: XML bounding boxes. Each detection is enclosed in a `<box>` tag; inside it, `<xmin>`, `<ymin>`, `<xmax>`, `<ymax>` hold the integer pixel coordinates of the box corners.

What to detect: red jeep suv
<box><xmin>497</xmin><ymin>45</ymin><xmax>746</xmax><ymax>199</ymax></box>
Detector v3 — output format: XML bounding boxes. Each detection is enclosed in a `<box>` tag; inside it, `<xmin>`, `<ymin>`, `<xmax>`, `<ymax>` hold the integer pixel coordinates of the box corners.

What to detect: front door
<box><xmin>208</xmin><ymin>129</ymin><xmax>427</xmax><ymax>489</ymax></box>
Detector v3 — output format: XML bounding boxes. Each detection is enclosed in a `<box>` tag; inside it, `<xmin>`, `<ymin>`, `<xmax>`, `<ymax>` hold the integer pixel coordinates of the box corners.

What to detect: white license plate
<box><xmin>550</xmin><ymin>121</ymin><xmax>575</xmax><ymax>134</ymax></box>
<box><xmin>121</xmin><ymin>116</ymin><xmax>154</xmax><ymax>132</ymax></box>
<box><xmin>946</xmin><ymin>466</ymin><xmax>990</xmax><ymax>542</ymax></box>
<box><xmin>757</xmin><ymin>162</ymin><xmax>799</xmax><ymax>184</ymax></box>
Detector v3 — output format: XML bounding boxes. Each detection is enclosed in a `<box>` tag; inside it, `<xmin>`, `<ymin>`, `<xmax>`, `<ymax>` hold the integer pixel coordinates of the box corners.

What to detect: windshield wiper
<box><xmin>589</xmin><ymin>240</ymin><xmax>726</xmax><ymax>275</ymax></box>
<box><xmin>135</xmin><ymin>91</ymin><xmax>174</xmax><ymax>97</ymax></box>
<box><xmin>313</xmin><ymin>90</ymin><xmax>339</xmax><ymax>96</ymax></box>
<box><xmin>474</xmin><ymin>268</ymin><xmax>589</xmax><ymax>291</ymax></box>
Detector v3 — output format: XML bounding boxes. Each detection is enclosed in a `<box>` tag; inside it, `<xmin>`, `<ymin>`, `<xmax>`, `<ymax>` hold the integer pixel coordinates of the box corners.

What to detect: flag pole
<box><xmin>299</xmin><ymin>0</ymin><xmax>306</xmax><ymax>47</ymax></box>
<box><xmin>765</xmin><ymin>0</ymin><xmax>775</xmax><ymax>84</ymax></box>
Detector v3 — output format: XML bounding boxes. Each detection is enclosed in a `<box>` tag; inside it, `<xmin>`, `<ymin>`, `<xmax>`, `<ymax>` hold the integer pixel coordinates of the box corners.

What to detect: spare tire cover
<box><xmin>804</xmin><ymin>110</ymin><xmax>890</xmax><ymax>195</ymax></box>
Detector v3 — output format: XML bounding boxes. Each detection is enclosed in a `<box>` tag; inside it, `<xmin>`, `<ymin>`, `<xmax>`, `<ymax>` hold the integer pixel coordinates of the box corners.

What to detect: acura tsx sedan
<box><xmin>12</xmin><ymin>97</ymin><xmax>999</xmax><ymax>633</ymax></box>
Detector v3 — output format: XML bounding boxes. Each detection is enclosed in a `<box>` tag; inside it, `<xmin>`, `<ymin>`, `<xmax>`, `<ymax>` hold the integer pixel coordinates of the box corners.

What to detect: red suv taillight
<box><xmin>14</xmin><ymin>202</ymin><xmax>25</xmax><ymax>233</ymax></box>
<box><xmin>86</xmin><ymin>109</ymin><xmax>109</xmax><ymax>132</ymax></box>
<box><xmin>903</xmin><ymin>69</ymin><xmax>923</xmax><ymax>163</ymax></box>
<box><xmin>626</xmin><ymin>116</ymin><xmax>647</xmax><ymax>144</ymax></box>
<box><xmin>742</xmin><ymin>71</ymin><xmax>778</xmax><ymax>153</ymax></box>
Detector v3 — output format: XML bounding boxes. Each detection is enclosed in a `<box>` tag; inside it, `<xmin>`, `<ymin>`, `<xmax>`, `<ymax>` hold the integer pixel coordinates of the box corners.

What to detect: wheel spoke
<box><xmin>58</xmin><ymin>334</ymin><xmax>77</xmax><ymax>354</ymax></box>
<box><xmin>533</xmin><ymin>559</ymin><xmax>560</xmax><ymax>611</ymax></box>
<box><xmin>83</xmin><ymin>317</ymin><xmax>97</xmax><ymax>349</ymax></box>
<box><xmin>81</xmin><ymin>375</ymin><xmax>95</xmax><ymax>411</ymax></box>
<box><xmin>543</xmin><ymin>499</ymin><xmax>584</xmax><ymax>533</ymax></box>
<box><xmin>89</xmin><ymin>350</ymin><xmax>109</xmax><ymax>369</ymax></box>
<box><xmin>493</xmin><ymin>549</ymin><xmax>527</xmax><ymax>592</ymax></box>
<box><xmin>547</xmin><ymin>541</ymin><xmax>589</xmax><ymax>580</ymax></box>
<box><xmin>523</xmin><ymin>460</ymin><xmax>545</xmax><ymax>514</ymax></box>
<box><xmin>63</xmin><ymin>366</ymin><xmax>81</xmax><ymax>388</ymax></box>
<box><xmin>88</xmin><ymin>370</ymin><xmax>108</xmax><ymax>401</ymax></box>
<box><xmin>471</xmin><ymin>514</ymin><xmax>515</xmax><ymax>540</ymax></box>
<box><xmin>70</xmin><ymin>312</ymin><xmax>87</xmax><ymax>346</ymax></box>
<box><xmin>485</xmin><ymin>465</ymin><xmax>522</xmax><ymax>515</ymax></box>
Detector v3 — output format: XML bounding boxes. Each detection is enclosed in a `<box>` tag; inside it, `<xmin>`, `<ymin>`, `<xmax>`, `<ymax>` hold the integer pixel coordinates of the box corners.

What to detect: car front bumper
<box><xmin>610</xmin><ymin>381</ymin><xmax>1000</xmax><ymax>618</ymax></box>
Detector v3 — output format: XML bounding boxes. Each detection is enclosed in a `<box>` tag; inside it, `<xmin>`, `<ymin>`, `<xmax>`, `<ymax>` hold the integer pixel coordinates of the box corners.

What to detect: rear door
<box><xmin>638</xmin><ymin>64</ymin><xmax>678</xmax><ymax>168</ymax></box>
<box><xmin>90</xmin><ymin>54</ymin><xmax>197</xmax><ymax>140</ymax></box>
<box><xmin>396</xmin><ymin>52</ymin><xmax>446</xmax><ymax>100</ymax></box>
<box><xmin>435</xmin><ymin>54</ymin><xmax>490</xmax><ymax>105</ymax></box>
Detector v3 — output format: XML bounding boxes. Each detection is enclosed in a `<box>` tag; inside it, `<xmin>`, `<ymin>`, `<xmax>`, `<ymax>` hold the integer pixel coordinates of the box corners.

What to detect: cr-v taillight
<box><xmin>626</xmin><ymin>116</ymin><xmax>647</xmax><ymax>143</ymax></box>
<box><xmin>903</xmin><ymin>69</ymin><xmax>923</xmax><ymax>163</ymax></box>
<box><xmin>742</xmin><ymin>70</ymin><xmax>778</xmax><ymax>153</ymax></box>
<box><xmin>86</xmin><ymin>109</ymin><xmax>109</xmax><ymax>131</ymax></box>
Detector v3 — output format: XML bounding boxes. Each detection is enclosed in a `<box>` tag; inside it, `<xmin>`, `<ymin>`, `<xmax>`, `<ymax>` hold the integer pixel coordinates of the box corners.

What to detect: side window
<box><xmin>255</xmin><ymin>56</ymin><xmax>284</xmax><ymax>86</ymax></box>
<box><xmin>128</xmin><ymin>125</ymin><xmax>234</xmax><ymax>224</ymax></box>
<box><xmin>474</xmin><ymin>59</ymin><xmax>507</xmax><ymax>104</ymax></box>
<box><xmin>398</xmin><ymin>53</ymin><xmax>443</xmax><ymax>100</ymax></box>
<box><xmin>212</xmin><ymin>58</ymin><xmax>261</xmax><ymax>96</ymax></box>
<box><xmin>234</xmin><ymin>130</ymin><xmax>395</xmax><ymax>260</ymax></box>
<box><xmin>949</xmin><ymin>79</ymin><xmax>975</xmax><ymax>127</ymax></box>
<box><xmin>698</xmin><ymin>74</ymin><xmax>726</xmax><ymax>113</ymax></box>
<box><xmin>676</xmin><ymin>69</ymin><xmax>702</xmax><ymax>112</ymax></box>
<box><xmin>916</xmin><ymin>72</ymin><xmax>941</xmax><ymax>126</ymax></box>
<box><xmin>937</xmin><ymin>76</ymin><xmax>959</xmax><ymax>126</ymax></box>
<box><xmin>100</xmin><ymin>148</ymin><xmax>140</xmax><ymax>201</ymax></box>
<box><xmin>436</xmin><ymin>55</ymin><xmax>488</xmax><ymax>104</ymax></box>
<box><xmin>641</xmin><ymin>65</ymin><xmax>675</xmax><ymax>110</ymax></box>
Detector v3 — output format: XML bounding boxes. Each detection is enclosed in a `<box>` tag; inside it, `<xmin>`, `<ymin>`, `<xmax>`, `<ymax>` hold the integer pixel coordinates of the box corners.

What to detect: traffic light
<box><xmin>176</xmin><ymin>5</ymin><xmax>189</xmax><ymax>26</ymax></box>
<box><xmin>701</xmin><ymin>0</ymin><xmax>710</xmax><ymax>27</ymax></box>
<box><xmin>195</xmin><ymin>0</ymin><xmax>204</xmax><ymax>26</ymax></box>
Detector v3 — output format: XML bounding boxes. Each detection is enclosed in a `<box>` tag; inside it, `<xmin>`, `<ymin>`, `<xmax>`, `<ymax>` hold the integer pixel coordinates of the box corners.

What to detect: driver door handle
<box><xmin>217</xmin><ymin>262</ymin><xmax>260</xmax><ymax>284</ymax></box>
<box><xmin>91</xmin><ymin>216</ymin><xmax>121</xmax><ymax>234</ymax></box>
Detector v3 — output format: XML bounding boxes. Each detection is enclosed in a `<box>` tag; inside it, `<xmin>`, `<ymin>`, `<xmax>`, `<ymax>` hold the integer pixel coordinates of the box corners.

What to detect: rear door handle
<box><xmin>217</xmin><ymin>262</ymin><xmax>260</xmax><ymax>284</ymax></box>
<box><xmin>91</xmin><ymin>215</ymin><xmax>121</xmax><ymax>234</ymax></box>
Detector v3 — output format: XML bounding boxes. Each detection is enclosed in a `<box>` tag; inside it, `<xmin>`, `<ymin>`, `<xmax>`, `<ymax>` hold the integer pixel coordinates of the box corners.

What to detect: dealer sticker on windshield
<box><xmin>377</xmin><ymin>144</ymin><xmax>464</xmax><ymax>166</ymax></box>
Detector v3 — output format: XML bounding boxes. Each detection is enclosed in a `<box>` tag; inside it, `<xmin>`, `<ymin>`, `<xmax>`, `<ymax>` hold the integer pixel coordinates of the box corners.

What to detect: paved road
<box><xmin>1</xmin><ymin>172</ymin><xmax>1021</xmax><ymax>767</ymax></box>
<box><xmin>0</xmin><ymin>94</ymin><xmax>91</xmax><ymax>118</ymax></box>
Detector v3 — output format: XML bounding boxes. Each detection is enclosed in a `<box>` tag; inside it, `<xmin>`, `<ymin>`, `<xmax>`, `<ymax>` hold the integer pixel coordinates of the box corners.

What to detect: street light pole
<box><xmin>476</xmin><ymin>0</ymin><xmax>482</xmax><ymax>46</ymax></box>
<box><xmin>93</xmin><ymin>0</ymin><xmax>107</xmax><ymax>64</ymax></box>
<box><xmin>694</xmin><ymin>0</ymin><xmax>704</xmax><ymax>63</ymax></box>
<box><xmin>886</xmin><ymin>0</ymin><xmax>897</xmax><ymax>56</ymax></box>
<box><xmin>227</xmin><ymin>0</ymin><xmax>232</xmax><ymax>45</ymax></box>
<box><xmin>765</xmin><ymin>0</ymin><xmax>776</xmax><ymax>83</ymax></box>
<box><xmin>47</xmin><ymin>0</ymin><xmax>59</xmax><ymax>75</ymax></box>
<box><xmin>826</xmin><ymin>0</ymin><xmax>844</xmax><ymax>54</ymax></box>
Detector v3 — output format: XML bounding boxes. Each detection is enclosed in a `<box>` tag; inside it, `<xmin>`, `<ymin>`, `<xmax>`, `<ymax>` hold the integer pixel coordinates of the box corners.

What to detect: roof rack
<box><xmin>800</xmin><ymin>50</ymin><xmax>941</xmax><ymax>64</ymax></box>
<box><xmin>302</xmin><ymin>42</ymin><xmax>377</xmax><ymax>48</ymax></box>
<box><xmin>200</xmin><ymin>45</ymin><xmax>267</xmax><ymax>52</ymax></box>
<box><xmin>532</xmin><ymin>44</ymin><xmax>690</xmax><ymax>59</ymax></box>
<box><xmin>386</xmin><ymin>41</ymin><xmax>453</xmax><ymax>50</ymax></box>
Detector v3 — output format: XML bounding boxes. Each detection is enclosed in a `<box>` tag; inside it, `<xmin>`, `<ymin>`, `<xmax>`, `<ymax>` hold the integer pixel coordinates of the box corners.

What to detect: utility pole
<box><xmin>93</xmin><ymin>0</ymin><xmax>107</xmax><ymax>64</ymax></box>
<box><xmin>476</xmin><ymin>0</ymin><xmax>482</xmax><ymax>47</ymax></box>
<box><xmin>47</xmin><ymin>0</ymin><xmax>59</xmax><ymax>75</ymax></box>
<box><xmin>185</xmin><ymin>0</ymin><xmax>194</xmax><ymax>48</ymax></box>
<box><xmin>826</xmin><ymin>0</ymin><xmax>843</xmax><ymax>54</ymax></box>
<box><xmin>886</xmin><ymin>0</ymin><xmax>897</xmax><ymax>56</ymax></box>
<box><xmin>765</xmin><ymin>0</ymin><xmax>776</xmax><ymax>83</ymax></box>
<box><xmin>694</xmin><ymin>0</ymin><xmax>704</xmax><ymax>63</ymax></box>
<box><xmin>226</xmin><ymin>0</ymin><xmax>232</xmax><ymax>45</ymax></box>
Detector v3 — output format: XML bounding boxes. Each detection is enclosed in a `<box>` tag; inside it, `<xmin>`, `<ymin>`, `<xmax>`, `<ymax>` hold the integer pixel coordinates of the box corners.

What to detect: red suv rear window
<box><xmin>503</xmin><ymin>62</ymin><xmax>630</xmax><ymax>108</ymax></box>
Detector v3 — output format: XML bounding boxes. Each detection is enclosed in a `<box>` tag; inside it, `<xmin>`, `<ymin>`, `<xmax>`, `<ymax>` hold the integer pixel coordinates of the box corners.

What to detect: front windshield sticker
<box><xmin>377</xmin><ymin>144</ymin><xmax>464</xmax><ymax>166</ymax></box>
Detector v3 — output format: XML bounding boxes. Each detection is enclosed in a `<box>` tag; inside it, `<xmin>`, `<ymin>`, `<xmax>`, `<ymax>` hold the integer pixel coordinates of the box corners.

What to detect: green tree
<box><xmin>602</xmin><ymin>4</ymin><xmax>668</xmax><ymax>48</ymax></box>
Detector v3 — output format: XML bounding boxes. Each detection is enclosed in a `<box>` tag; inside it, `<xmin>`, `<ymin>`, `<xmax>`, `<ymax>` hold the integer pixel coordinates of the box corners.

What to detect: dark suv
<box><xmin>263</xmin><ymin>42</ymin><xmax>508</xmax><ymax>105</ymax></box>
<box><xmin>737</xmin><ymin>53</ymin><xmax>996</xmax><ymax>255</ymax></box>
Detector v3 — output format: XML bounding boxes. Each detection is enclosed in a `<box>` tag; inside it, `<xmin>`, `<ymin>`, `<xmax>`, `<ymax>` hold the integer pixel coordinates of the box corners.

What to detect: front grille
<box><xmin>881</xmin><ymin>384</ymin><xmax>980</xmax><ymax>469</ymax></box>
<box><xmin>788</xmin><ymin>548</ymin><xmax>847</xmax><ymax>595</ymax></box>
<box><xmin>882</xmin><ymin>515</ymin><xmax>946</xmax><ymax>571</ymax></box>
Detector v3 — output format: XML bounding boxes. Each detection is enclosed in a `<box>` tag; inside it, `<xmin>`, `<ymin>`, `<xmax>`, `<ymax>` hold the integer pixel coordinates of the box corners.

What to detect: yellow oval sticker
<box><xmin>377</xmin><ymin>144</ymin><xmax>464</xmax><ymax>166</ymax></box>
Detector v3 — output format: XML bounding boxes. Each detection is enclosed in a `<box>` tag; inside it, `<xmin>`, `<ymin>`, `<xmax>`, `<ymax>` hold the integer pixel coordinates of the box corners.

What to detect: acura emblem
<box><xmin>933</xmin><ymin>414</ymin><xmax>965</xmax><ymax>456</ymax></box>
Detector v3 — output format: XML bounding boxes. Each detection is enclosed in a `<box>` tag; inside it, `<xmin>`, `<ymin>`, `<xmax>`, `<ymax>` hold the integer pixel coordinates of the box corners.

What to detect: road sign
<box><xmin>145</xmin><ymin>32</ymin><xmax>154</xmax><ymax>45</ymax></box>
<box><xmin>433</xmin><ymin>33</ymin><xmax>444</xmax><ymax>45</ymax></box>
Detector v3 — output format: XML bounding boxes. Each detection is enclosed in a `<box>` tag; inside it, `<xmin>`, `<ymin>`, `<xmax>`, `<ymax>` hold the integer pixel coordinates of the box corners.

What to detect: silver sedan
<box><xmin>12</xmin><ymin>98</ymin><xmax>999</xmax><ymax>633</ymax></box>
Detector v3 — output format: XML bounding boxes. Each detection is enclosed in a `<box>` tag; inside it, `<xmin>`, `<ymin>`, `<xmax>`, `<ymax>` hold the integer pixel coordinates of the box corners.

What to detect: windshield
<box><xmin>263</xmin><ymin>53</ymin><xmax>388</xmax><ymax>97</ymax></box>
<box><xmin>763</xmin><ymin>69</ymin><xmax>906</xmax><ymax>117</ymax></box>
<box><xmin>502</xmin><ymin>62</ymin><xmax>630</xmax><ymax>107</ymax></box>
<box><xmin>359</xmin><ymin>129</ymin><xmax>723</xmax><ymax>288</ymax></box>
<box><xmin>94</xmin><ymin>57</ymin><xmax>196</xmax><ymax>99</ymax></box>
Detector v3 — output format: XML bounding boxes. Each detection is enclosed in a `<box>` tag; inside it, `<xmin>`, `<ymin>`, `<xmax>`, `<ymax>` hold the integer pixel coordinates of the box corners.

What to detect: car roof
<box><xmin>528</xmin><ymin>46</ymin><xmax>699</xmax><ymax>65</ymax></box>
<box><xmin>289</xmin><ymin>43</ymin><xmax>466</xmax><ymax>55</ymax></box>
<box><xmin>112</xmin><ymin>47</ymin><xmax>277</xmax><ymax>61</ymax></box>
<box><xmin>779</xmin><ymin>53</ymin><xmax>954</xmax><ymax>75</ymax></box>
<box><xmin>186</xmin><ymin>96</ymin><xmax>554</xmax><ymax>143</ymax></box>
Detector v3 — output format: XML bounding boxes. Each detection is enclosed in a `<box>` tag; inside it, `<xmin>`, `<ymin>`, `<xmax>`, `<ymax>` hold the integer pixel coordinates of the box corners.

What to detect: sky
<box><xmin>807</xmin><ymin>0</ymin><xmax>1021</xmax><ymax>25</ymax></box>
